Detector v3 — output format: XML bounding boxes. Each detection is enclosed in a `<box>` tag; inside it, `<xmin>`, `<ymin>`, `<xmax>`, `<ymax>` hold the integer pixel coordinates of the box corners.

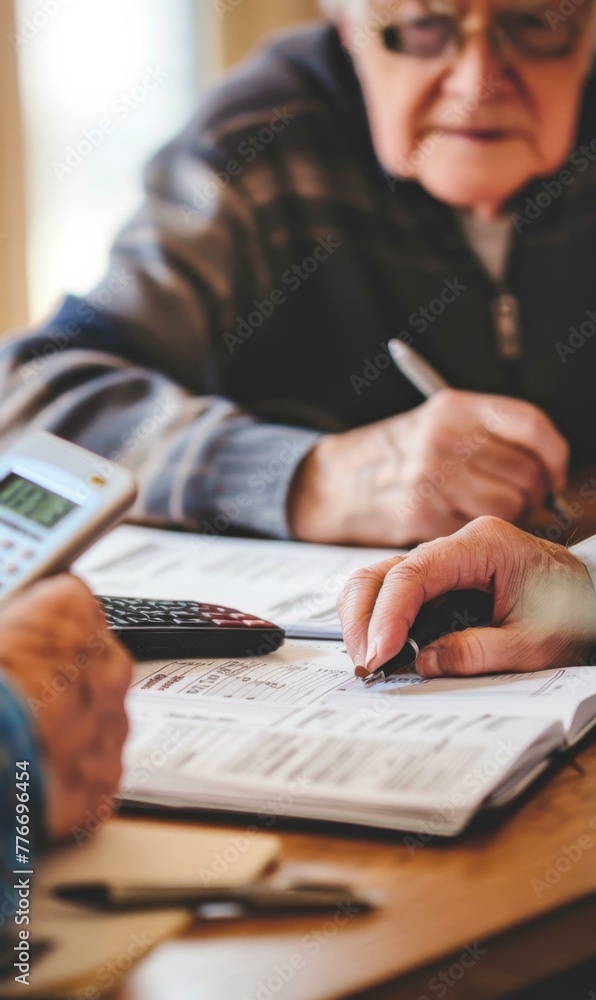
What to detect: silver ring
<box><xmin>406</xmin><ymin>637</ymin><xmax>420</xmax><ymax>661</ymax></box>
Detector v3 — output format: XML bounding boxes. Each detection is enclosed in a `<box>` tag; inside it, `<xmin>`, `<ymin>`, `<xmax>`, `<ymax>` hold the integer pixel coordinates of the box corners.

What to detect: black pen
<box><xmin>54</xmin><ymin>880</ymin><xmax>378</xmax><ymax>915</ymax></box>
<box><xmin>357</xmin><ymin>589</ymin><xmax>494</xmax><ymax>687</ymax></box>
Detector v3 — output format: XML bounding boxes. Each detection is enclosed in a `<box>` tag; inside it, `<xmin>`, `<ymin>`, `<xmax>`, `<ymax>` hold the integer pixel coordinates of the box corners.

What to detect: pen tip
<box><xmin>363</xmin><ymin>672</ymin><xmax>385</xmax><ymax>688</ymax></box>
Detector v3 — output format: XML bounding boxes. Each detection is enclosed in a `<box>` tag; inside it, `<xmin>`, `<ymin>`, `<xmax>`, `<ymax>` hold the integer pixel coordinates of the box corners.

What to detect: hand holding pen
<box><xmin>337</xmin><ymin>517</ymin><xmax>596</xmax><ymax>682</ymax></box>
<box><xmin>289</xmin><ymin>337</ymin><xmax>569</xmax><ymax>548</ymax></box>
<box><xmin>387</xmin><ymin>339</ymin><xmax>571</xmax><ymax>522</ymax></box>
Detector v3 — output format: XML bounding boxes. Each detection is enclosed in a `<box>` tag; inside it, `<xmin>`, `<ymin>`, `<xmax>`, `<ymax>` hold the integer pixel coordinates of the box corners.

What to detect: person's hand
<box><xmin>0</xmin><ymin>575</ymin><xmax>133</xmax><ymax>839</ymax></box>
<box><xmin>289</xmin><ymin>390</ymin><xmax>569</xmax><ymax>546</ymax></box>
<box><xmin>337</xmin><ymin>516</ymin><xmax>596</xmax><ymax>677</ymax></box>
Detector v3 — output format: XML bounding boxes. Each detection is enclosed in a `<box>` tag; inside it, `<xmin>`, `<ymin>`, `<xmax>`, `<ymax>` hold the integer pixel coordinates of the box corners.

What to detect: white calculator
<box><xmin>0</xmin><ymin>431</ymin><xmax>137</xmax><ymax>603</ymax></box>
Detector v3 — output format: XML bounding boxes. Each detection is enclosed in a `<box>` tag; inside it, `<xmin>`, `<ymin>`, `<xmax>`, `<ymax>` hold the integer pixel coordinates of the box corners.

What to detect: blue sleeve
<box><xmin>0</xmin><ymin>672</ymin><xmax>44</xmax><ymax>933</ymax></box>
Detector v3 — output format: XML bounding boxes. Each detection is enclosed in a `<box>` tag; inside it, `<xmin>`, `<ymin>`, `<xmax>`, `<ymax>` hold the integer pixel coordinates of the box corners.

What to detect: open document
<box><xmin>74</xmin><ymin>524</ymin><xmax>402</xmax><ymax>638</ymax></box>
<box><xmin>122</xmin><ymin>641</ymin><xmax>596</xmax><ymax>836</ymax></box>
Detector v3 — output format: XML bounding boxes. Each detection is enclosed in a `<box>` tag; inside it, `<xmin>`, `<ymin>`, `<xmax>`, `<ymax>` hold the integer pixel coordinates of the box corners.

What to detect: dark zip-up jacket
<box><xmin>2</xmin><ymin>24</ymin><xmax>596</xmax><ymax>538</ymax></box>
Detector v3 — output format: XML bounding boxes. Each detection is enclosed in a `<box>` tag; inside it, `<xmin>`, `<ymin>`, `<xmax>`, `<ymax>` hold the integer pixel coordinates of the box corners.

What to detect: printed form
<box><xmin>121</xmin><ymin>641</ymin><xmax>596</xmax><ymax>834</ymax></box>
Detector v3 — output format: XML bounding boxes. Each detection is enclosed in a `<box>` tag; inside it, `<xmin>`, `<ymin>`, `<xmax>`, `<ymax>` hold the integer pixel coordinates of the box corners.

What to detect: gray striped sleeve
<box><xmin>0</xmin><ymin>341</ymin><xmax>321</xmax><ymax>540</ymax></box>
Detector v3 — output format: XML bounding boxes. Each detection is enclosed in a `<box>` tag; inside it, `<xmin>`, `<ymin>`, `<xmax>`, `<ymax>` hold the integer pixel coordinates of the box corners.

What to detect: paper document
<box><xmin>122</xmin><ymin>641</ymin><xmax>596</xmax><ymax>835</ymax></box>
<box><xmin>75</xmin><ymin>525</ymin><xmax>402</xmax><ymax>638</ymax></box>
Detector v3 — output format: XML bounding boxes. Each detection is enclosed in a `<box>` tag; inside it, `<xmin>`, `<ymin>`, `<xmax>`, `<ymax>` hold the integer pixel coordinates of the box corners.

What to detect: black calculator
<box><xmin>97</xmin><ymin>596</ymin><xmax>285</xmax><ymax>660</ymax></box>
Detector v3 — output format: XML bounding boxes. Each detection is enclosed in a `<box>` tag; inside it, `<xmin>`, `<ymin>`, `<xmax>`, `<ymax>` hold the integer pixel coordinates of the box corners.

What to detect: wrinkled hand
<box><xmin>337</xmin><ymin>516</ymin><xmax>596</xmax><ymax>676</ymax></box>
<box><xmin>290</xmin><ymin>390</ymin><xmax>569</xmax><ymax>546</ymax></box>
<box><xmin>0</xmin><ymin>575</ymin><xmax>133</xmax><ymax>839</ymax></box>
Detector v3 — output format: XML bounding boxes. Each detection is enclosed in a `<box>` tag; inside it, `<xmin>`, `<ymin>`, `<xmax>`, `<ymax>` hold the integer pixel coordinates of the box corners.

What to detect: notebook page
<box><xmin>126</xmin><ymin>640</ymin><xmax>352</xmax><ymax>726</ymax></box>
<box><xmin>330</xmin><ymin>664</ymin><xmax>596</xmax><ymax>741</ymax></box>
<box><xmin>122</xmin><ymin>707</ymin><xmax>561</xmax><ymax>836</ymax></box>
<box><xmin>126</xmin><ymin>641</ymin><xmax>596</xmax><ymax>738</ymax></box>
<box><xmin>75</xmin><ymin>524</ymin><xmax>402</xmax><ymax>638</ymax></box>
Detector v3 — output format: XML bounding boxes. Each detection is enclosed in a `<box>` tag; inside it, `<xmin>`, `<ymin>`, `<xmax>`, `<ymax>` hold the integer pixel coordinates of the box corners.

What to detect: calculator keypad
<box><xmin>0</xmin><ymin>529</ymin><xmax>41</xmax><ymax>593</ymax></box>
<box><xmin>98</xmin><ymin>596</ymin><xmax>275</xmax><ymax>630</ymax></box>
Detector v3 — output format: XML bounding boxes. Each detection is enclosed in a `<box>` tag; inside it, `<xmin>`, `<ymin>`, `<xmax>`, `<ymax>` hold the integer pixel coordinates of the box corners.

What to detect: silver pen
<box><xmin>387</xmin><ymin>339</ymin><xmax>570</xmax><ymax>520</ymax></box>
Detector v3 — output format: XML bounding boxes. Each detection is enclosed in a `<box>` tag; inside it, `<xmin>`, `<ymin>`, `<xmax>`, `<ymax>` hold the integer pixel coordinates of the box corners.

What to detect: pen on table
<box><xmin>387</xmin><ymin>338</ymin><xmax>570</xmax><ymax>520</ymax></box>
<box><xmin>356</xmin><ymin>588</ymin><xmax>494</xmax><ymax>687</ymax></box>
<box><xmin>53</xmin><ymin>880</ymin><xmax>378</xmax><ymax>916</ymax></box>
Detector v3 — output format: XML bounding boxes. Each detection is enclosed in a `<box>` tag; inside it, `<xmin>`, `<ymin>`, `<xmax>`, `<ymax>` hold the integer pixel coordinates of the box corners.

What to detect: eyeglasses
<box><xmin>378</xmin><ymin>5</ymin><xmax>584</xmax><ymax>60</ymax></box>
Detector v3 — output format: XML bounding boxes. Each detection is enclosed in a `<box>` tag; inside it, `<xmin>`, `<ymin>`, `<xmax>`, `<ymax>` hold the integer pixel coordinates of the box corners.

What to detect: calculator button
<box><xmin>211</xmin><ymin>618</ymin><xmax>249</xmax><ymax>627</ymax></box>
<box><xmin>0</xmin><ymin>540</ymin><xmax>15</xmax><ymax>550</ymax></box>
<box><xmin>172</xmin><ymin>614</ymin><xmax>213</xmax><ymax>625</ymax></box>
<box><xmin>21</xmin><ymin>550</ymin><xmax>35</xmax><ymax>560</ymax></box>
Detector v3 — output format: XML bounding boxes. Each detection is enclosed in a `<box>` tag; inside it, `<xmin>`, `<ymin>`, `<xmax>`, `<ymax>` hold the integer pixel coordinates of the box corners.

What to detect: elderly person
<box><xmin>0</xmin><ymin>0</ymin><xmax>594</xmax><ymax>546</ymax></box>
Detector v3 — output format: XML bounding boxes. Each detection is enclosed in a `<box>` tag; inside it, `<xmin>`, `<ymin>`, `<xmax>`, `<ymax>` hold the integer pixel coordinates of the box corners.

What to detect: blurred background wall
<box><xmin>0</xmin><ymin>2</ymin><xmax>29</xmax><ymax>332</ymax></box>
<box><xmin>0</xmin><ymin>0</ymin><xmax>323</xmax><ymax>332</ymax></box>
<box><xmin>222</xmin><ymin>0</ymin><xmax>320</xmax><ymax>67</ymax></box>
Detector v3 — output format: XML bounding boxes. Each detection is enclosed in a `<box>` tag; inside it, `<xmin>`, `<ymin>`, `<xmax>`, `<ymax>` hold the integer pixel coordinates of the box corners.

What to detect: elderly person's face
<box><xmin>341</xmin><ymin>0</ymin><xmax>594</xmax><ymax>215</ymax></box>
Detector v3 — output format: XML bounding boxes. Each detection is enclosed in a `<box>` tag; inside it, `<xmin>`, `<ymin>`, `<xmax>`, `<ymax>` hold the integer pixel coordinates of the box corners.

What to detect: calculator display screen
<box><xmin>0</xmin><ymin>473</ymin><xmax>78</xmax><ymax>528</ymax></box>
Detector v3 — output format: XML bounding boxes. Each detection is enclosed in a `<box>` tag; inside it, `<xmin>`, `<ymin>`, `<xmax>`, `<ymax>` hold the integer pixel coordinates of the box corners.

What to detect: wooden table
<box><xmin>112</xmin><ymin>733</ymin><xmax>596</xmax><ymax>1000</ymax></box>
